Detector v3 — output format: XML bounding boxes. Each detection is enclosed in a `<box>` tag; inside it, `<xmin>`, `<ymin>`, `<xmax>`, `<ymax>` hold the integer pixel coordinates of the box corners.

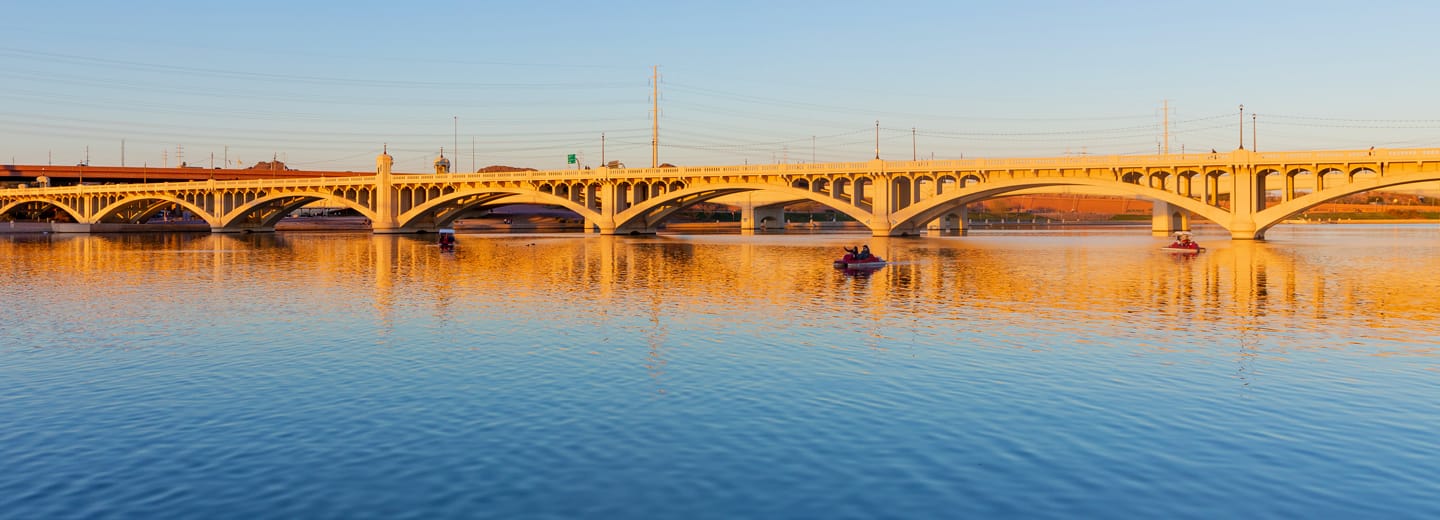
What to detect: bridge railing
<box><xmin>7</xmin><ymin>148</ymin><xmax>1440</xmax><ymax>197</ymax></box>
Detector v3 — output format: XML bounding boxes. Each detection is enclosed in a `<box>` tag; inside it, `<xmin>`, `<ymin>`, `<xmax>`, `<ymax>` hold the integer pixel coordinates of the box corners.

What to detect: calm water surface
<box><xmin>2</xmin><ymin>225</ymin><xmax>1438</xmax><ymax>519</ymax></box>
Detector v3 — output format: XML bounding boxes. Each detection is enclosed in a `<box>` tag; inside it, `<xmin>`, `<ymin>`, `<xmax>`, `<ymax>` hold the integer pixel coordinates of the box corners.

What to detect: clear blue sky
<box><xmin>5</xmin><ymin>0</ymin><xmax>1440</xmax><ymax>172</ymax></box>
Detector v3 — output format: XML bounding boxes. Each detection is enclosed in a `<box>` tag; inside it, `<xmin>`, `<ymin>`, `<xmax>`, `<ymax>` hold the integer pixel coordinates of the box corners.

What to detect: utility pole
<box><xmin>651</xmin><ymin>65</ymin><xmax>660</xmax><ymax>168</ymax></box>
<box><xmin>1162</xmin><ymin>99</ymin><xmax>1170</xmax><ymax>155</ymax></box>
<box><xmin>85</xmin><ymin>146</ymin><xmax>89</xmax><ymax>166</ymax></box>
<box><xmin>224</xmin><ymin>146</ymin><xmax>228</xmax><ymax>169</ymax></box>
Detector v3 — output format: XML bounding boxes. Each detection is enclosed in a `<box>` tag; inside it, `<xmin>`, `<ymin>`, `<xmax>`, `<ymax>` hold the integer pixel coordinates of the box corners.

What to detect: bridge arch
<box><xmin>1254</xmin><ymin>170</ymin><xmax>1440</xmax><ymax>236</ymax></box>
<box><xmin>1148</xmin><ymin>171</ymin><xmax>1171</xmax><ymax>191</ymax></box>
<box><xmin>890</xmin><ymin>177</ymin><xmax>1232</xmax><ymax>237</ymax></box>
<box><xmin>1204</xmin><ymin>169</ymin><xmax>1233</xmax><ymax>208</ymax></box>
<box><xmin>396</xmin><ymin>186</ymin><xmax>601</xmax><ymax>231</ymax></box>
<box><xmin>1349</xmin><ymin>166</ymin><xmax>1379</xmax><ymax>182</ymax></box>
<box><xmin>1176</xmin><ymin>170</ymin><xmax>1201</xmax><ymax>198</ymax></box>
<box><xmin>613</xmin><ymin>182</ymin><xmax>873</xmax><ymax>234</ymax></box>
<box><xmin>93</xmin><ymin>195</ymin><xmax>216</xmax><ymax>226</ymax></box>
<box><xmin>217</xmin><ymin>191</ymin><xmax>376</xmax><ymax>231</ymax></box>
<box><xmin>0</xmin><ymin>198</ymin><xmax>84</xmax><ymax>223</ymax></box>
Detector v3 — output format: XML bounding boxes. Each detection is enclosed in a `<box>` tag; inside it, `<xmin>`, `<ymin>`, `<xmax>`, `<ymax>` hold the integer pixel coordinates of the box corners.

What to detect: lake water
<box><xmin>2</xmin><ymin>225</ymin><xmax>1438</xmax><ymax>519</ymax></box>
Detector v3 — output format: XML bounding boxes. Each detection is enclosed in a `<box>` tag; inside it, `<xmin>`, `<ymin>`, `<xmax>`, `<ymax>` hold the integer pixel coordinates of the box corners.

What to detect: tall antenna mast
<box><xmin>1162</xmin><ymin>99</ymin><xmax>1170</xmax><ymax>155</ymax></box>
<box><xmin>651</xmin><ymin>65</ymin><xmax>660</xmax><ymax>168</ymax></box>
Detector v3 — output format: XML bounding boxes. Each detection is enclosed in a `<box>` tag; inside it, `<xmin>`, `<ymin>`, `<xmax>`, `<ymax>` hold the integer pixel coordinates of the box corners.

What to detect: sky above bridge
<box><xmin>5</xmin><ymin>0</ymin><xmax>1440</xmax><ymax>173</ymax></box>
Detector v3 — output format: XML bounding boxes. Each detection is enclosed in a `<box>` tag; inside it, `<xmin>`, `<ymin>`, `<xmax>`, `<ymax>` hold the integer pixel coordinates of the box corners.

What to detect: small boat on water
<box><xmin>438</xmin><ymin>228</ymin><xmax>457</xmax><ymax>252</ymax></box>
<box><xmin>833</xmin><ymin>255</ymin><xmax>886</xmax><ymax>269</ymax></box>
<box><xmin>1160</xmin><ymin>246</ymin><xmax>1204</xmax><ymax>253</ymax></box>
<box><xmin>1161</xmin><ymin>232</ymin><xmax>1202</xmax><ymax>253</ymax></box>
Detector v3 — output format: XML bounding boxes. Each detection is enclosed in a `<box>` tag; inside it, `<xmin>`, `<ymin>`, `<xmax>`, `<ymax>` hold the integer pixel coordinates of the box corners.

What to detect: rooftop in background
<box><xmin>1</xmin><ymin>163</ymin><xmax>369</xmax><ymax>184</ymax></box>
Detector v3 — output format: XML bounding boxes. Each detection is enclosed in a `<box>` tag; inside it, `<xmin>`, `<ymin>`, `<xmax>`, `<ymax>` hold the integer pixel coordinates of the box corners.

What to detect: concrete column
<box><xmin>1228</xmin><ymin>151</ymin><xmax>1261</xmax><ymax>239</ymax></box>
<box><xmin>372</xmin><ymin>152</ymin><xmax>404</xmax><ymax>233</ymax></box>
<box><xmin>866</xmin><ymin>160</ymin><xmax>893</xmax><ymax>235</ymax></box>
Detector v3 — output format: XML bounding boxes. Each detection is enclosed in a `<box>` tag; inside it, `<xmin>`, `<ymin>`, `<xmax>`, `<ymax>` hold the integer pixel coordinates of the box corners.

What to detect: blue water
<box><xmin>2</xmin><ymin>227</ymin><xmax>1438</xmax><ymax>519</ymax></box>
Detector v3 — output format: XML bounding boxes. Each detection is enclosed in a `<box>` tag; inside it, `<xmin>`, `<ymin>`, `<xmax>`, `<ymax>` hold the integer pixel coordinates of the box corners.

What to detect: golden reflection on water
<box><xmin>4</xmin><ymin>230</ymin><xmax>1438</xmax><ymax>360</ymax></box>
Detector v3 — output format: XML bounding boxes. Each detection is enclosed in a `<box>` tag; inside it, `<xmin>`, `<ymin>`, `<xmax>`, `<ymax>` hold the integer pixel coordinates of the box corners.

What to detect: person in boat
<box><xmin>859</xmin><ymin>245</ymin><xmax>872</xmax><ymax>260</ymax></box>
<box><xmin>438</xmin><ymin>231</ymin><xmax>456</xmax><ymax>251</ymax></box>
<box><xmin>1169</xmin><ymin>233</ymin><xmax>1198</xmax><ymax>249</ymax></box>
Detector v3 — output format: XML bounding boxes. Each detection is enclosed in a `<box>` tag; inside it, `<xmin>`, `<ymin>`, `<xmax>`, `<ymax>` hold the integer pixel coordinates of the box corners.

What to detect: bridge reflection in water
<box><xmin>7</xmin><ymin>228</ymin><xmax>1437</xmax><ymax>365</ymax></box>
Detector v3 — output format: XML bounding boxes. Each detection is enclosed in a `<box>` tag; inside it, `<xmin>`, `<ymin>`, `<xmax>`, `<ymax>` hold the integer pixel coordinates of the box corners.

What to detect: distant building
<box><xmin>477</xmin><ymin>165</ymin><xmax>537</xmax><ymax>173</ymax></box>
<box><xmin>247</xmin><ymin>160</ymin><xmax>291</xmax><ymax>171</ymax></box>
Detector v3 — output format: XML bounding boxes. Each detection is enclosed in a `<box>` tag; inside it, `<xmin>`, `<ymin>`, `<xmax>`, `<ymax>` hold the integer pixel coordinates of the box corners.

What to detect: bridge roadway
<box><xmin>3</xmin><ymin>147</ymin><xmax>1440</xmax><ymax>239</ymax></box>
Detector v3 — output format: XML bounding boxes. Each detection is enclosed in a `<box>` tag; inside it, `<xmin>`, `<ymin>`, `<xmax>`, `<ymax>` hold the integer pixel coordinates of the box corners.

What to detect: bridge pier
<box><xmin>1229</xmin><ymin>221</ymin><xmax>1263</xmax><ymax>240</ymax></box>
<box><xmin>926</xmin><ymin>208</ymin><xmax>967</xmax><ymax>235</ymax></box>
<box><xmin>1151</xmin><ymin>201</ymin><xmax>1189</xmax><ymax>234</ymax></box>
<box><xmin>740</xmin><ymin>204</ymin><xmax>786</xmax><ymax>232</ymax></box>
<box><xmin>52</xmin><ymin>223</ymin><xmax>98</xmax><ymax>233</ymax></box>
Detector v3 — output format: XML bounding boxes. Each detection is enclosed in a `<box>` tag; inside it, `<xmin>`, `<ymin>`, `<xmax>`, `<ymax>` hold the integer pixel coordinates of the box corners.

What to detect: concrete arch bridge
<box><xmin>3</xmin><ymin>148</ymin><xmax>1439</xmax><ymax>240</ymax></box>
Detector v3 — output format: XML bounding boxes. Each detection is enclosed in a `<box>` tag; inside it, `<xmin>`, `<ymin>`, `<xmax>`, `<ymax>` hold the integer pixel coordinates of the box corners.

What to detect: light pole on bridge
<box><xmin>874</xmin><ymin>120</ymin><xmax>880</xmax><ymax>160</ymax></box>
<box><xmin>1238</xmin><ymin>104</ymin><xmax>1245</xmax><ymax>150</ymax></box>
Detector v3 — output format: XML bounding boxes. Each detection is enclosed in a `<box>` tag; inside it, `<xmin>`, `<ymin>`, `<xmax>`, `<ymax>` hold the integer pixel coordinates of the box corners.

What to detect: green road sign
<box><xmin>567</xmin><ymin>154</ymin><xmax>577</xmax><ymax>164</ymax></box>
